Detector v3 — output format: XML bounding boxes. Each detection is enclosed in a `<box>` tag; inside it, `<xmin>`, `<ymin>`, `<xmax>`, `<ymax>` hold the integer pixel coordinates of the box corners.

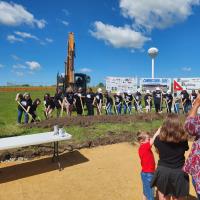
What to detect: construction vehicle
<box><xmin>57</xmin><ymin>32</ymin><xmax>90</xmax><ymax>93</ymax></box>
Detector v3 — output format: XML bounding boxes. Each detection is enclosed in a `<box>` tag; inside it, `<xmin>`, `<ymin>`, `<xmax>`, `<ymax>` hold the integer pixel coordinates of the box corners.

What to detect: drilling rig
<box><xmin>57</xmin><ymin>32</ymin><xmax>90</xmax><ymax>93</ymax></box>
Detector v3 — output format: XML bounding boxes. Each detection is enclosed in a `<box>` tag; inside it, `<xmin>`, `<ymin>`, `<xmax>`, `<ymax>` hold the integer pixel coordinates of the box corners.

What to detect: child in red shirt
<box><xmin>137</xmin><ymin>128</ymin><xmax>160</xmax><ymax>200</ymax></box>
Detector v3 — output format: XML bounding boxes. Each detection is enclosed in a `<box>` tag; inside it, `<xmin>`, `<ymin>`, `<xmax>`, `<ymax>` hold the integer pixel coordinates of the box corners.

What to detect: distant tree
<box><xmin>96</xmin><ymin>82</ymin><xmax>105</xmax><ymax>88</ymax></box>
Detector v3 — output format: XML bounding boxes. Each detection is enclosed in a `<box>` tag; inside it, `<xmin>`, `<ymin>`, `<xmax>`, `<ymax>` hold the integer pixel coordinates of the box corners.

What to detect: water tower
<box><xmin>148</xmin><ymin>47</ymin><xmax>159</xmax><ymax>79</ymax></box>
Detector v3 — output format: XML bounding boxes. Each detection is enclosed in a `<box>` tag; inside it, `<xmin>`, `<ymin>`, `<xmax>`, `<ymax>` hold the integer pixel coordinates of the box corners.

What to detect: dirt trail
<box><xmin>0</xmin><ymin>143</ymin><xmax>197</xmax><ymax>200</ymax></box>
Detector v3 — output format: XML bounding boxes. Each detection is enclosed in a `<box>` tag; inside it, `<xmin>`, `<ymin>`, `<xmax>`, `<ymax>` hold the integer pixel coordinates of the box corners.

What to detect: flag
<box><xmin>173</xmin><ymin>80</ymin><xmax>183</xmax><ymax>91</ymax></box>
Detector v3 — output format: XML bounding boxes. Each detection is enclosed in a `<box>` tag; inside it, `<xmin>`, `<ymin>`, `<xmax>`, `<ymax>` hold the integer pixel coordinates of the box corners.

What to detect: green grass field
<box><xmin>0</xmin><ymin>90</ymin><xmax>162</xmax><ymax>142</ymax></box>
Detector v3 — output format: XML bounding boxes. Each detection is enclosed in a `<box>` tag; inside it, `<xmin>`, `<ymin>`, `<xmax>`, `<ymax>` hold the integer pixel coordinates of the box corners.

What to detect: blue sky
<box><xmin>0</xmin><ymin>0</ymin><xmax>200</xmax><ymax>86</ymax></box>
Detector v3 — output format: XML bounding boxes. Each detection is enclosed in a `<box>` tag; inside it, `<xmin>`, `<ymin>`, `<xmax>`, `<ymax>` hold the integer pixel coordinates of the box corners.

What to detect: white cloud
<box><xmin>26</xmin><ymin>61</ymin><xmax>41</xmax><ymax>70</ymax></box>
<box><xmin>119</xmin><ymin>0</ymin><xmax>200</xmax><ymax>30</ymax></box>
<box><xmin>7</xmin><ymin>35</ymin><xmax>23</xmax><ymax>43</ymax></box>
<box><xmin>0</xmin><ymin>1</ymin><xmax>46</xmax><ymax>29</ymax></box>
<box><xmin>90</xmin><ymin>21</ymin><xmax>150</xmax><ymax>49</ymax></box>
<box><xmin>61</xmin><ymin>20</ymin><xmax>69</xmax><ymax>26</ymax></box>
<box><xmin>45</xmin><ymin>38</ymin><xmax>53</xmax><ymax>43</ymax></box>
<box><xmin>12</xmin><ymin>64</ymin><xmax>26</xmax><ymax>69</ymax></box>
<box><xmin>182</xmin><ymin>67</ymin><xmax>192</xmax><ymax>72</ymax></box>
<box><xmin>14</xmin><ymin>31</ymin><xmax>39</xmax><ymax>40</ymax></box>
<box><xmin>0</xmin><ymin>64</ymin><xmax>4</xmax><ymax>68</ymax></box>
<box><xmin>80</xmin><ymin>68</ymin><xmax>92</xmax><ymax>73</ymax></box>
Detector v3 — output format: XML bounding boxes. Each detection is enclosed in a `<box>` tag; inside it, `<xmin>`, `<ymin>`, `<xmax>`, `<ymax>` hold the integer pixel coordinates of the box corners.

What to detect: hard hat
<box><xmin>137</xmin><ymin>88</ymin><xmax>141</xmax><ymax>92</ymax></box>
<box><xmin>127</xmin><ymin>90</ymin><xmax>131</xmax><ymax>95</ymax></box>
<box><xmin>156</xmin><ymin>87</ymin><xmax>160</xmax><ymax>91</ymax></box>
<box><xmin>167</xmin><ymin>90</ymin><xmax>171</xmax><ymax>94</ymax></box>
<box><xmin>146</xmin><ymin>90</ymin><xmax>150</xmax><ymax>94</ymax></box>
<box><xmin>97</xmin><ymin>88</ymin><xmax>102</xmax><ymax>93</ymax></box>
<box><xmin>182</xmin><ymin>86</ymin><xmax>186</xmax><ymax>90</ymax></box>
<box><xmin>116</xmin><ymin>91</ymin><xmax>120</xmax><ymax>96</ymax></box>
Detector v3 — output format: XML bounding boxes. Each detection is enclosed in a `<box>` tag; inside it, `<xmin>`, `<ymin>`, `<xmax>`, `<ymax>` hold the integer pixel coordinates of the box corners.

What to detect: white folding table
<box><xmin>0</xmin><ymin>132</ymin><xmax>72</xmax><ymax>170</ymax></box>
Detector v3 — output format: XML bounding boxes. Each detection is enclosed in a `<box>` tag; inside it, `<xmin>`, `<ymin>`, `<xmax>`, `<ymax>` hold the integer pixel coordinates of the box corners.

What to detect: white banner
<box><xmin>174</xmin><ymin>78</ymin><xmax>200</xmax><ymax>91</ymax></box>
<box><xmin>106</xmin><ymin>77</ymin><xmax>138</xmax><ymax>93</ymax></box>
<box><xmin>140</xmin><ymin>78</ymin><xmax>171</xmax><ymax>92</ymax></box>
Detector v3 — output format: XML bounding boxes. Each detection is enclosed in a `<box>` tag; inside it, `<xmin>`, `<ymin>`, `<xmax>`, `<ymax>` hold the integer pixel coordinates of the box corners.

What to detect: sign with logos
<box><xmin>105</xmin><ymin>77</ymin><xmax>138</xmax><ymax>93</ymax></box>
<box><xmin>140</xmin><ymin>78</ymin><xmax>171</xmax><ymax>92</ymax></box>
<box><xmin>174</xmin><ymin>78</ymin><xmax>200</xmax><ymax>91</ymax></box>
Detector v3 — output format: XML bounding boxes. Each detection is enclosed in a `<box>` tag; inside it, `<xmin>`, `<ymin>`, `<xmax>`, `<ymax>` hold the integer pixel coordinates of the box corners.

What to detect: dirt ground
<box><xmin>0</xmin><ymin>143</ymin><xmax>197</xmax><ymax>200</ymax></box>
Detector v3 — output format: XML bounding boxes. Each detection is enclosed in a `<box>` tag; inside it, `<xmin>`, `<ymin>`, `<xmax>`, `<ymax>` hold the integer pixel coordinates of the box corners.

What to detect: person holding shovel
<box><xmin>153</xmin><ymin>87</ymin><xmax>162</xmax><ymax>113</ymax></box>
<box><xmin>93</xmin><ymin>88</ymin><xmax>103</xmax><ymax>115</ymax></box>
<box><xmin>29</xmin><ymin>98</ymin><xmax>41</xmax><ymax>122</ymax></box>
<box><xmin>165</xmin><ymin>90</ymin><xmax>173</xmax><ymax>113</ymax></box>
<box><xmin>123</xmin><ymin>90</ymin><xmax>133</xmax><ymax>114</ymax></box>
<box><xmin>43</xmin><ymin>93</ymin><xmax>55</xmax><ymax>119</ymax></box>
<box><xmin>134</xmin><ymin>89</ymin><xmax>142</xmax><ymax>113</ymax></box>
<box><xmin>113</xmin><ymin>91</ymin><xmax>123</xmax><ymax>115</ymax></box>
<box><xmin>54</xmin><ymin>89</ymin><xmax>63</xmax><ymax>117</ymax></box>
<box><xmin>104</xmin><ymin>91</ymin><xmax>113</xmax><ymax>115</ymax></box>
<box><xmin>144</xmin><ymin>90</ymin><xmax>152</xmax><ymax>113</ymax></box>
<box><xmin>181</xmin><ymin>88</ymin><xmax>191</xmax><ymax>113</ymax></box>
<box><xmin>74</xmin><ymin>87</ymin><xmax>85</xmax><ymax>116</ymax></box>
<box><xmin>15</xmin><ymin>93</ymin><xmax>26</xmax><ymax>124</ymax></box>
<box><xmin>85</xmin><ymin>88</ymin><xmax>95</xmax><ymax>116</ymax></box>
<box><xmin>64</xmin><ymin>87</ymin><xmax>75</xmax><ymax>116</ymax></box>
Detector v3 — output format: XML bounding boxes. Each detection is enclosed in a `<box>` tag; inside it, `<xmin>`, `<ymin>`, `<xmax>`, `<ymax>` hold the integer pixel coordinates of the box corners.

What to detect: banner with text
<box><xmin>140</xmin><ymin>78</ymin><xmax>171</xmax><ymax>92</ymax></box>
<box><xmin>106</xmin><ymin>77</ymin><xmax>138</xmax><ymax>93</ymax></box>
<box><xmin>173</xmin><ymin>78</ymin><xmax>200</xmax><ymax>91</ymax></box>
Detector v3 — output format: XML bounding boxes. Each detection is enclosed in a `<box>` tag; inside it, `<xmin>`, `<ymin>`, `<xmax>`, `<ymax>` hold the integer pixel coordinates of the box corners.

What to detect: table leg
<box><xmin>52</xmin><ymin>141</ymin><xmax>62</xmax><ymax>171</ymax></box>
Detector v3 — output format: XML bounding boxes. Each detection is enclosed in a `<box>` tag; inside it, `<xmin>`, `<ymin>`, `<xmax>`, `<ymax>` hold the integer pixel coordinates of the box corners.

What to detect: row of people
<box><xmin>15</xmin><ymin>87</ymin><xmax>199</xmax><ymax>123</ymax></box>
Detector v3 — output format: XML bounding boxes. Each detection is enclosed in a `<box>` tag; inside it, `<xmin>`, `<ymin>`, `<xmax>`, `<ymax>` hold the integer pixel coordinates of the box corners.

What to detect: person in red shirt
<box><xmin>137</xmin><ymin>128</ymin><xmax>160</xmax><ymax>200</ymax></box>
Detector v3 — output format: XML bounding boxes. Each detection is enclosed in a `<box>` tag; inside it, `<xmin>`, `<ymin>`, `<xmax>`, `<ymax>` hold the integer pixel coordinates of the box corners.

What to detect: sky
<box><xmin>0</xmin><ymin>0</ymin><xmax>200</xmax><ymax>86</ymax></box>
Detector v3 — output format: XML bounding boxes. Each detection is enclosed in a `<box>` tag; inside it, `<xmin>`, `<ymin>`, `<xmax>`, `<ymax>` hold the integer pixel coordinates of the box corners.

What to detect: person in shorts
<box><xmin>137</xmin><ymin>129</ymin><xmax>160</xmax><ymax>200</ymax></box>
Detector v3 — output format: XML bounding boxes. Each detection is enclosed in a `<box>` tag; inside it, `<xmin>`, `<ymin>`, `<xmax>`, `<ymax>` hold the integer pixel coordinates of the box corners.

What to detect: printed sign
<box><xmin>140</xmin><ymin>78</ymin><xmax>171</xmax><ymax>92</ymax></box>
<box><xmin>105</xmin><ymin>77</ymin><xmax>138</xmax><ymax>93</ymax></box>
<box><xmin>174</xmin><ymin>78</ymin><xmax>200</xmax><ymax>91</ymax></box>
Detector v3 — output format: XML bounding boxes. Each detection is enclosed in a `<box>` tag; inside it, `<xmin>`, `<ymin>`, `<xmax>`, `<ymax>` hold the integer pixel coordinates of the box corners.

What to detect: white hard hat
<box><xmin>97</xmin><ymin>88</ymin><xmax>102</xmax><ymax>93</ymax></box>
<box><xmin>127</xmin><ymin>90</ymin><xmax>131</xmax><ymax>95</ymax></box>
<box><xmin>146</xmin><ymin>90</ymin><xmax>150</xmax><ymax>94</ymax></box>
<box><xmin>182</xmin><ymin>86</ymin><xmax>186</xmax><ymax>90</ymax></box>
<box><xmin>116</xmin><ymin>91</ymin><xmax>120</xmax><ymax>95</ymax></box>
<box><xmin>156</xmin><ymin>87</ymin><xmax>160</xmax><ymax>91</ymax></box>
<box><xmin>167</xmin><ymin>90</ymin><xmax>171</xmax><ymax>94</ymax></box>
<box><xmin>137</xmin><ymin>88</ymin><xmax>141</xmax><ymax>92</ymax></box>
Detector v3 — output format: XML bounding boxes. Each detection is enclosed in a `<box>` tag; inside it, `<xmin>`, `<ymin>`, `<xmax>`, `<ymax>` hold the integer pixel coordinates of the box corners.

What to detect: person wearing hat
<box><xmin>74</xmin><ymin>87</ymin><xmax>85</xmax><ymax>116</ymax></box>
<box><xmin>144</xmin><ymin>90</ymin><xmax>152</xmax><ymax>113</ymax></box>
<box><xmin>165</xmin><ymin>90</ymin><xmax>173</xmax><ymax>113</ymax></box>
<box><xmin>113</xmin><ymin>91</ymin><xmax>123</xmax><ymax>115</ymax></box>
<box><xmin>85</xmin><ymin>88</ymin><xmax>95</xmax><ymax>116</ymax></box>
<box><xmin>153</xmin><ymin>87</ymin><xmax>162</xmax><ymax>113</ymax></box>
<box><xmin>133</xmin><ymin>89</ymin><xmax>142</xmax><ymax>112</ymax></box>
<box><xmin>93</xmin><ymin>88</ymin><xmax>103</xmax><ymax>115</ymax></box>
<box><xmin>123</xmin><ymin>90</ymin><xmax>133</xmax><ymax>114</ymax></box>
<box><xmin>181</xmin><ymin>88</ymin><xmax>191</xmax><ymax>113</ymax></box>
<box><xmin>64</xmin><ymin>87</ymin><xmax>75</xmax><ymax>116</ymax></box>
<box><xmin>104</xmin><ymin>91</ymin><xmax>113</xmax><ymax>115</ymax></box>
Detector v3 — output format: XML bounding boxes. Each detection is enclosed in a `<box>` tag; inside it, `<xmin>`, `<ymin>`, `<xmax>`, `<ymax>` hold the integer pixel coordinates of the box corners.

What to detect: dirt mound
<box><xmin>27</xmin><ymin>113</ymin><xmax>166</xmax><ymax>129</ymax></box>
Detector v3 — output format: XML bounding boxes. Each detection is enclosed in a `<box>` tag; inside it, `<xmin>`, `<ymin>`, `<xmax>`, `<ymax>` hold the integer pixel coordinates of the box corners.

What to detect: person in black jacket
<box><xmin>44</xmin><ymin>93</ymin><xmax>55</xmax><ymax>119</ymax></box>
<box><xmin>54</xmin><ymin>89</ymin><xmax>63</xmax><ymax>117</ymax></box>
<box><xmin>113</xmin><ymin>92</ymin><xmax>123</xmax><ymax>115</ymax></box>
<box><xmin>64</xmin><ymin>87</ymin><xmax>75</xmax><ymax>116</ymax></box>
<box><xmin>29</xmin><ymin>98</ymin><xmax>41</xmax><ymax>122</ymax></box>
<box><xmin>123</xmin><ymin>91</ymin><xmax>133</xmax><ymax>114</ymax></box>
<box><xmin>153</xmin><ymin>87</ymin><xmax>162</xmax><ymax>113</ymax></box>
<box><xmin>93</xmin><ymin>88</ymin><xmax>103</xmax><ymax>115</ymax></box>
<box><xmin>181</xmin><ymin>88</ymin><xmax>192</xmax><ymax>113</ymax></box>
<box><xmin>144</xmin><ymin>90</ymin><xmax>152</xmax><ymax>113</ymax></box>
<box><xmin>104</xmin><ymin>91</ymin><xmax>113</xmax><ymax>115</ymax></box>
<box><xmin>85</xmin><ymin>88</ymin><xmax>95</xmax><ymax>116</ymax></box>
<box><xmin>74</xmin><ymin>87</ymin><xmax>85</xmax><ymax>116</ymax></box>
<box><xmin>165</xmin><ymin>90</ymin><xmax>173</xmax><ymax>113</ymax></box>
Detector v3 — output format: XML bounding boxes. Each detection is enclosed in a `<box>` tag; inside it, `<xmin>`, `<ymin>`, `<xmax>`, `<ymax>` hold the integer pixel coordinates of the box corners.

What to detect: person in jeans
<box><xmin>137</xmin><ymin>129</ymin><xmax>160</xmax><ymax>200</ymax></box>
<box><xmin>183</xmin><ymin>94</ymin><xmax>200</xmax><ymax>199</ymax></box>
<box><xmin>151</xmin><ymin>114</ymin><xmax>189</xmax><ymax>200</ymax></box>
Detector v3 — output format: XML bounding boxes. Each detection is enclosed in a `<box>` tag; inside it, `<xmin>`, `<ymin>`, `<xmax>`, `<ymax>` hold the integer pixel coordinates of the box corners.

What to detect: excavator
<box><xmin>57</xmin><ymin>32</ymin><xmax>90</xmax><ymax>93</ymax></box>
